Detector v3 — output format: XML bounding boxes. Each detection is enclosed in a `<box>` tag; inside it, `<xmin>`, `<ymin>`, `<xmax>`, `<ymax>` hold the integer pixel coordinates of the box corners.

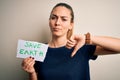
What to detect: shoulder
<box><xmin>78</xmin><ymin>45</ymin><xmax>96</xmax><ymax>52</ymax></box>
<box><xmin>76</xmin><ymin>45</ymin><xmax>97</xmax><ymax>60</ymax></box>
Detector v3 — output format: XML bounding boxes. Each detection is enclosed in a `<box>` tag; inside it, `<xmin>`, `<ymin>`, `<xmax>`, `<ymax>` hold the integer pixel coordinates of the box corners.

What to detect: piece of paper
<box><xmin>16</xmin><ymin>39</ymin><xmax>48</xmax><ymax>62</ymax></box>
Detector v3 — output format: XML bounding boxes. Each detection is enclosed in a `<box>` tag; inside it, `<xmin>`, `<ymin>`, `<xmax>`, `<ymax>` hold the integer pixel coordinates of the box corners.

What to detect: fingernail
<box><xmin>32</xmin><ymin>57</ymin><xmax>34</xmax><ymax>59</ymax></box>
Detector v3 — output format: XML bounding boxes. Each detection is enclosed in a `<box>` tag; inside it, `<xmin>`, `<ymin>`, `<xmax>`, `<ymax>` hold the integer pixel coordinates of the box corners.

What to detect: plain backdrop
<box><xmin>0</xmin><ymin>0</ymin><xmax>120</xmax><ymax>80</ymax></box>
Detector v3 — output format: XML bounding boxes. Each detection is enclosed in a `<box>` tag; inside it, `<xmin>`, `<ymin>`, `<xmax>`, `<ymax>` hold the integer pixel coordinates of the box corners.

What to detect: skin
<box><xmin>48</xmin><ymin>6</ymin><xmax>73</xmax><ymax>48</ymax></box>
<box><xmin>69</xmin><ymin>35</ymin><xmax>120</xmax><ymax>57</ymax></box>
<box><xmin>21</xmin><ymin>6</ymin><xmax>120</xmax><ymax>80</ymax></box>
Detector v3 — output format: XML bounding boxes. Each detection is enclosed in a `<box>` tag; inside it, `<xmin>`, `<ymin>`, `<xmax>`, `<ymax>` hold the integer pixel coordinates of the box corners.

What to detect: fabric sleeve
<box><xmin>89</xmin><ymin>45</ymin><xmax>97</xmax><ymax>60</ymax></box>
<box><xmin>80</xmin><ymin>45</ymin><xmax>97</xmax><ymax>60</ymax></box>
<box><xmin>86</xmin><ymin>45</ymin><xmax>97</xmax><ymax>60</ymax></box>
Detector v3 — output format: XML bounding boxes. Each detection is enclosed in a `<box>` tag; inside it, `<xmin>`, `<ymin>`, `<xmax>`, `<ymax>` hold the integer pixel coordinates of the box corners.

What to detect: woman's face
<box><xmin>49</xmin><ymin>6</ymin><xmax>73</xmax><ymax>38</ymax></box>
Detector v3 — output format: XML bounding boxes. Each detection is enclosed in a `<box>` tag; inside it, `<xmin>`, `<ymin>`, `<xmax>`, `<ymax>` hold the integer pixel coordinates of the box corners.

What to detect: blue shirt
<box><xmin>34</xmin><ymin>45</ymin><xmax>97</xmax><ymax>80</ymax></box>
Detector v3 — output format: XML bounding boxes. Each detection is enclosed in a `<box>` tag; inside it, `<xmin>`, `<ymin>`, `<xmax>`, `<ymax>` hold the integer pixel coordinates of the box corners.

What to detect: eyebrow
<box><xmin>51</xmin><ymin>14</ymin><xmax>70</xmax><ymax>18</ymax></box>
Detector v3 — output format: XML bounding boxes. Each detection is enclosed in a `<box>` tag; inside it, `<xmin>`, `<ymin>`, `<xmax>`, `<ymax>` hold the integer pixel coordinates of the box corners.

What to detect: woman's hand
<box><xmin>22</xmin><ymin>57</ymin><xmax>36</xmax><ymax>74</ymax></box>
<box><xmin>66</xmin><ymin>34</ymin><xmax>85</xmax><ymax>57</ymax></box>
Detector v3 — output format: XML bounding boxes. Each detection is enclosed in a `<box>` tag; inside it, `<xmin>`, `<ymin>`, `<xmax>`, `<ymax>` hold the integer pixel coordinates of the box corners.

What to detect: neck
<box><xmin>49</xmin><ymin>36</ymin><xmax>67</xmax><ymax>48</ymax></box>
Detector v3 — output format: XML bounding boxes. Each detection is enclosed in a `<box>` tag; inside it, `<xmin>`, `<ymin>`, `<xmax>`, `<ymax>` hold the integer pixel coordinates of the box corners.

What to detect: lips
<box><xmin>52</xmin><ymin>28</ymin><xmax>61</xmax><ymax>31</ymax></box>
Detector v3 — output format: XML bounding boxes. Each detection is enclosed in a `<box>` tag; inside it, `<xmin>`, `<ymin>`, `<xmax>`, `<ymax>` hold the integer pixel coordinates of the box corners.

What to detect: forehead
<box><xmin>51</xmin><ymin>6</ymin><xmax>71</xmax><ymax>17</ymax></box>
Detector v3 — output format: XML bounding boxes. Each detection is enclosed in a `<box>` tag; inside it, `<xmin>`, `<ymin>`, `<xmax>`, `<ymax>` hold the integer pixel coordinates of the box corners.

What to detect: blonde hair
<box><xmin>67</xmin><ymin>28</ymin><xmax>73</xmax><ymax>39</ymax></box>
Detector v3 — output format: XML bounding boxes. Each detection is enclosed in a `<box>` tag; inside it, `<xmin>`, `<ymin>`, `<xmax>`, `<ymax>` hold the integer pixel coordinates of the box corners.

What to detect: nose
<box><xmin>55</xmin><ymin>18</ymin><xmax>61</xmax><ymax>26</ymax></box>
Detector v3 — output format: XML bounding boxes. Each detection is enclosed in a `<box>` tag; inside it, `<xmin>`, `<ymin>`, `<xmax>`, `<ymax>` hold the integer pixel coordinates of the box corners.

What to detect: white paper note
<box><xmin>16</xmin><ymin>39</ymin><xmax>48</xmax><ymax>62</ymax></box>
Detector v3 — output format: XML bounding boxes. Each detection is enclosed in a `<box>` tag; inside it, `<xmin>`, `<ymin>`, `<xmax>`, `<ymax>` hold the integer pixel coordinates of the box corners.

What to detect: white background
<box><xmin>0</xmin><ymin>0</ymin><xmax>120</xmax><ymax>80</ymax></box>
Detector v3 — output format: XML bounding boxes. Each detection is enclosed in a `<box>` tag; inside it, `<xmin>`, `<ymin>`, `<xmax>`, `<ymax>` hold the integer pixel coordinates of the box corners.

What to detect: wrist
<box><xmin>29</xmin><ymin>70</ymin><xmax>36</xmax><ymax>74</ymax></box>
<box><xmin>29</xmin><ymin>71</ymin><xmax>37</xmax><ymax>76</ymax></box>
<box><xmin>29</xmin><ymin>71</ymin><xmax>37</xmax><ymax>80</ymax></box>
<box><xmin>85</xmin><ymin>32</ymin><xmax>92</xmax><ymax>45</ymax></box>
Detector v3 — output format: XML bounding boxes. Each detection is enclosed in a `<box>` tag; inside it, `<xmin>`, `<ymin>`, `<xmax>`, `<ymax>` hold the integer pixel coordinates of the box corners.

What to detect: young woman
<box><xmin>21</xmin><ymin>3</ymin><xmax>120</xmax><ymax>80</ymax></box>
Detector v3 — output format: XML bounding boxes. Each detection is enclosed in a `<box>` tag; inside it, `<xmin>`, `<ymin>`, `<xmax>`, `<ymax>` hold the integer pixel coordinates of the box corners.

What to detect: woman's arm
<box><xmin>22</xmin><ymin>57</ymin><xmax>38</xmax><ymax>80</ymax></box>
<box><xmin>91</xmin><ymin>35</ymin><xmax>120</xmax><ymax>55</ymax></box>
<box><xmin>29</xmin><ymin>72</ymin><xmax>38</xmax><ymax>80</ymax></box>
<box><xmin>66</xmin><ymin>34</ymin><xmax>120</xmax><ymax>57</ymax></box>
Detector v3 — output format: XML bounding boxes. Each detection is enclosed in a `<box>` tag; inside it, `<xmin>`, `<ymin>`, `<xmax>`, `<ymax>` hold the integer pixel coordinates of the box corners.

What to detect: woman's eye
<box><xmin>62</xmin><ymin>19</ymin><xmax>67</xmax><ymax>21</ymax></box>
<box><xmin>50</xmin><ymin>16</ymin><xmax>56</xmax><ymax>20</ymax></box>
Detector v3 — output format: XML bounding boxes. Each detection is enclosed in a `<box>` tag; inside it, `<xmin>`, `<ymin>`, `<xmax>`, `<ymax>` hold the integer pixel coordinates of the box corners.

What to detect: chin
<box><xmin>52</xmin><ymin>33</ymin><xmax>62</xmax><ymax>37</ymax></box>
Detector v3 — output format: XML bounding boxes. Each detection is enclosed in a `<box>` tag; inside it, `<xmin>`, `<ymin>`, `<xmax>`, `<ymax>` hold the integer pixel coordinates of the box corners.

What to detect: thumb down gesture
<box><xmin>66</xmin><ymin>34</ymin><xmax>85</xmax><ymax>57</ymax></box>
